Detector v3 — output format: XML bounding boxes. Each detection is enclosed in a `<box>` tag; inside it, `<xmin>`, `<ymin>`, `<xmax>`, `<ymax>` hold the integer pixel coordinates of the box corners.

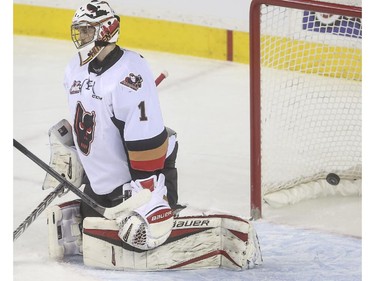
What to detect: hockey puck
<box><xmin>326</xmin><ymin>173</ymin><xmax>340</xmax><ymax>186</ymax></box>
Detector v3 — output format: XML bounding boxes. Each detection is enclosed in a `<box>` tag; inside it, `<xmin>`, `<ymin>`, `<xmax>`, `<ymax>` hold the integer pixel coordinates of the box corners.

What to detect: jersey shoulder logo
<box><xmin>70</xmin><ymin>80</ymin><xmax>82</xmax><ymax>94</ymax></box>
<box><xmin>120</xmin><ymin>73</ymin><xmax>143</xmax><ymax>91</ymax></box>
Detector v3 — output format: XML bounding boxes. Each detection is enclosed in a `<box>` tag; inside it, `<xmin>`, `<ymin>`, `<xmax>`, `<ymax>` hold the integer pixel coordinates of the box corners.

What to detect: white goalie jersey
<box><xmin>63</xmin><ymin>48</ymin><xmax>170</xmax><ymax>195</ymax></box>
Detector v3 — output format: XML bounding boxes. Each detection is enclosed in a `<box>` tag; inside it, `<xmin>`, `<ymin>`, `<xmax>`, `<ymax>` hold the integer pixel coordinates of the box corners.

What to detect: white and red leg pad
<box><xmin>47</xmin><ymin>200</ymin><xmax>83</xmax><ymax>260</ymax></box>
<box><xmin>82</xmin><ymin>206</ymin><xmax>262</xmax><ymax>270</ymax></box>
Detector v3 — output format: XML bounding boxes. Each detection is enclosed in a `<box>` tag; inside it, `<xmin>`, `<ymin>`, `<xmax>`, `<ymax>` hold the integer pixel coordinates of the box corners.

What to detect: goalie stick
<box><xmin>14</xmin><ymin>139</ymin><xmax>151</xmax><ymax>220</ymax></box>
<box><xmin>13</xmin><ymin>183</ymin><xmax>65</xmax><ymax>241</ymax></box>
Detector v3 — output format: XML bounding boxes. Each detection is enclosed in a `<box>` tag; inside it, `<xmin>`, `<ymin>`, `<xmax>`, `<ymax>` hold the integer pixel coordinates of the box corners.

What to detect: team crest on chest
<box><xmin>120</xmin><ymin>73</ymin><xmax>143</xmax><ymax>91</ymax></box>
<box><xmin>74</xmin><ymin>101</ymin><xmax>96</xmax><ymax>155</ymax></box>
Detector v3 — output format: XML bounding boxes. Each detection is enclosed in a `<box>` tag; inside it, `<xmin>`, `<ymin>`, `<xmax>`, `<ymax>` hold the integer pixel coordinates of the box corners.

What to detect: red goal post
<box><xmin>249</xmin><ymin>0</ymin><xmax>362</xmax><ymax>219</ymax></box>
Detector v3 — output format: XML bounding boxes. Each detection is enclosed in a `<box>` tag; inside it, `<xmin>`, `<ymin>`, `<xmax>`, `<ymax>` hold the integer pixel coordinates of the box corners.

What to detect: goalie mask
<box><xmin>71</xmin><ymin>0</ymin><xmax>120</xmax><ymax>66</ymax></box>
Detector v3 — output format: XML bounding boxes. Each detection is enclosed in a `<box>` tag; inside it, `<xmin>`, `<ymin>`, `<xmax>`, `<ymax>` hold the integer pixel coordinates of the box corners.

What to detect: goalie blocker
<box><xmin>48</xmin><ymin>203</ymin><xmax>262</xmax><ymax>270</ymax></box>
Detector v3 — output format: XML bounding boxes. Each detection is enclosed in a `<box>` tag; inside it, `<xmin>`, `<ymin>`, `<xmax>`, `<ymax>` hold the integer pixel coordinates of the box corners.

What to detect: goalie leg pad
<box><xmin>47</xmin><ymin>200</ymin><xmax>83</xmax><ymax>260</ymax></box>
<box><xmin>82</xmin><ymin>208</ymin><xmax>262</xmax><ymax>270</ymax></box>
<box><xmin>221</xmin><ymin>216</ymin><xmax>263</xmax><ymax>269</ymax></box>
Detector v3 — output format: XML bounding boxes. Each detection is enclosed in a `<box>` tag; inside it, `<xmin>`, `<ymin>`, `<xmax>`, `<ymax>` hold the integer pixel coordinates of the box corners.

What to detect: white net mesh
<box><xmin>313</xmin><ymin>0</ymin><xmax>361</xmax><ymax>7</ymax></box>
<box><xmin>258</xmin><ymin>1</ymin><xmax>362</xmax><ymax>202</ymax></box>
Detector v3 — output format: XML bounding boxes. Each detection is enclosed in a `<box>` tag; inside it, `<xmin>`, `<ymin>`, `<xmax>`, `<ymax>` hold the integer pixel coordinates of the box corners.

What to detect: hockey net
<box><xmin>249</xmin><ymin>0</ymin><xmax>362</xmax><ymax>218</ymax></box>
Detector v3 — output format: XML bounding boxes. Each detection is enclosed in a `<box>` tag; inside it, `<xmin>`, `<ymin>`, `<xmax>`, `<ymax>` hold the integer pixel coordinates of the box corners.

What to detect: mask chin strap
<box><xmin>79</xmin><ymin>35</ymin><xmax>116</xmax><ymax>66</ymax></box>
<box><xmin>79</xmin><ymin>44</ymin><xmax>105</xmax><ymax>66</ymax></box>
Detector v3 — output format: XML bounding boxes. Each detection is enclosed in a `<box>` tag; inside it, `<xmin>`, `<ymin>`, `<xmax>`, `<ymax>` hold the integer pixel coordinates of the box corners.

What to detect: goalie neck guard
<box><xmin>71</xmin><ymin>0</ymin><xmax>120</xmax><ymax>66</ymax></box>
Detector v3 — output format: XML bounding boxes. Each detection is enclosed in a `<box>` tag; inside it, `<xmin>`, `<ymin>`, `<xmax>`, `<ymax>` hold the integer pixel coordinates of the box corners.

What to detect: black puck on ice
<box><xmin>326</xmin><ymin>173</ymin><xmax>340</xmax><ymax>186</ymax></box>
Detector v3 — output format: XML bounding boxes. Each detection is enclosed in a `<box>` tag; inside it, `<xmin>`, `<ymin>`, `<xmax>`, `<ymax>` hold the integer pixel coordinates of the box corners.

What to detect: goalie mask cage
<box><xmin>249</xmin><ymin>0</ymin><xmax>362</xmax><ymax>219</ymax></box>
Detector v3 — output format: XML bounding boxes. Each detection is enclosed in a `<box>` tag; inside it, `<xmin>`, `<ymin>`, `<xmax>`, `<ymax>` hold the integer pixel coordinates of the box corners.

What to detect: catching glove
<box><xmin>116</xmin><ymin>174</ymin><xmax>173</xmax><ymax>250</ymax></box>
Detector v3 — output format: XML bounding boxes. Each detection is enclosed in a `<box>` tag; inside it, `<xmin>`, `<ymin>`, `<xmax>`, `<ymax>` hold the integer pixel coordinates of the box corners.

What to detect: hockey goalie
<box><xmin>42</xmin><ymin>0</ymin><xmax>262</xmax><ymax>271</ymax></box>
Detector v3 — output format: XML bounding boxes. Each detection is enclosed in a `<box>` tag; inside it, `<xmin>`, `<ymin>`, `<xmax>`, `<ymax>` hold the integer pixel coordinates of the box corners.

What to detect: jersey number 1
<box><xmin>138</xmin><ymin>101</ymin><xmax>148</xmax><ymax>121</ymax></box>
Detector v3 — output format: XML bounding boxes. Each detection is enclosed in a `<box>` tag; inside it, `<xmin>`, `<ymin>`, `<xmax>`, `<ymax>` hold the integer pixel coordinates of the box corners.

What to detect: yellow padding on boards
<box><xmin>233</xmin><ymin>31</ymin><xmax>249</xmax><ymax>64</ymax></box>
<box><xmin>14</xmin><ymin>3</ymin><xmax>360</xmax><ymax>74</ymax></box>
<box><xmin>13</xmin><ymin>4</ymin><xmax>229</xmax><ymax>62</ymax></box>
<box><xmin>261</xmin><ymin>35</ymin><xmax>362</xmax><ymax>81</ymax></box>
<box><xmin>120</xmin><ymin>16</ymin><xmax>227</xmax><ymax>61</ymax></box>
<box><xmin>14</xmin><ymin>4</ymin><xmax>72</xmax><ymax>40</ymax></box>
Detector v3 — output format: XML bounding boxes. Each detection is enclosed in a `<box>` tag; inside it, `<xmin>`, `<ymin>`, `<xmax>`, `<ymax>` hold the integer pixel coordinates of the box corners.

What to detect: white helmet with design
<box><xmin>71</xmin><ymin>0</ymin><xmax>120</xmax><ymax>66</ymax></box>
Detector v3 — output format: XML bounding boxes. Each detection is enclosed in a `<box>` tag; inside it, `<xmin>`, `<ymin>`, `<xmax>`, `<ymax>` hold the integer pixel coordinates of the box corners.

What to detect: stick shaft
<box><xmin>13</xmin><ymin>139</ymin><xmax>151</xmax><ymax>221</ymax></box>
<box><xmin>13</xmin><ymin>183</ymin><xmax>65</xmax><ymax>241</ymax></box>
<box><xmin>13</xmin><ymin>139</ymin><xmax>108</xmax><ymax>216</ymax></box>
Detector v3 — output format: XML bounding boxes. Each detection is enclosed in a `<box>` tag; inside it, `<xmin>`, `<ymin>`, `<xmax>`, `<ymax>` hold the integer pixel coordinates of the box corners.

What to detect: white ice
<box><xmin>13</xmin><ymin>35</ymin><xmax>364</xmax><ymax>281</ymax></box>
